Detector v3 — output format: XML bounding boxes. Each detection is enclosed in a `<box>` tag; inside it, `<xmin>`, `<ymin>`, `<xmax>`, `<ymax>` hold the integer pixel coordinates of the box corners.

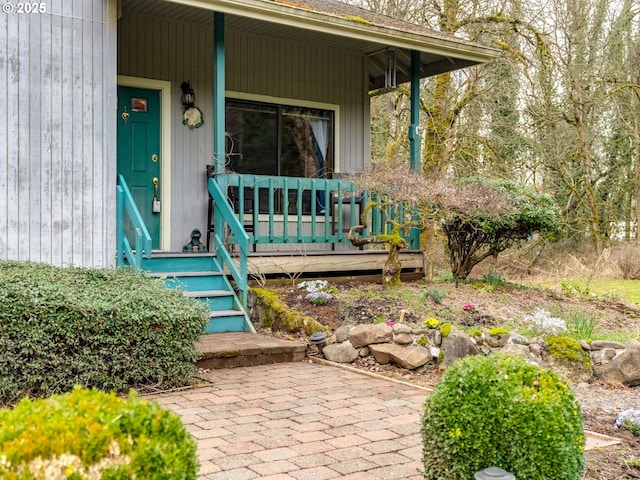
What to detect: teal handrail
<box><xmin>219</xmin><ymin>173</ymin><xmax>367</xmax><ymax>244</ymax></box>
<box><xmin>208</xmin><ymin>177</ymin><xmax>250</xmax><ymax>309</ymax></box>
<box><xmin>216</xmin><ymin>173</ymin><xmax>419</xmax><ymax>249</ymax></box>
<box><xmin>116</xmin><ymin>175</ymin><xmax>153</xmax><ymax>268</ymax></box>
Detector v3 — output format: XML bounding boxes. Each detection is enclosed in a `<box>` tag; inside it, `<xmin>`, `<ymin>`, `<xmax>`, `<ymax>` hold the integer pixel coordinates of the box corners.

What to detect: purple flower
<box><xmin>615</xmin><ymin>409</ymin><xmax>640</xmax><ymax>431</ymax></box>
<box><xmin>306</xmin><ymin>291</ymin><xmax>332</xmax><ymax>306</ymax></box>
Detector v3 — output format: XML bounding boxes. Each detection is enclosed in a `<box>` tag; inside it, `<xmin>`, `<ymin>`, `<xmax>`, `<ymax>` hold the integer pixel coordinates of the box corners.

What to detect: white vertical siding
<box><xmin>0</xmin><ymin>0</ymin><xmax>118</xmax><ymax>267</ymax></box>
<box><xmin>118</xmin><ymin>12</ymin><xmax>369</xmax><ymax>251</ymax></box>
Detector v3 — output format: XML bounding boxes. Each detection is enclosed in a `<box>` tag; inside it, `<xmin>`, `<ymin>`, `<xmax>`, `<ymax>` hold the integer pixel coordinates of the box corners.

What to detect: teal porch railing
<box><xmin>207</xmin><ymin>177</ymin><xmax>250</xmax><ymax>309</ymax></box>
<box><xmin>116</xmin><ymin>175</ymin><xmax>153</xmax><ymax>268</ymax></box>
<box><xmin>214</xmin><ymin>173</ymin><xmax>420</xmax><ymax>249</ymax></box>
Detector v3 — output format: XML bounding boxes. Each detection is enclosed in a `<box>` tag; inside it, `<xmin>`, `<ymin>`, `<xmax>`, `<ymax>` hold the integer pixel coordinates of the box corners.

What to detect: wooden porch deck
<box><xmin>246</xmin><ymin>249</ymin><xmax>424</xmax><ymax>277</ymax></box>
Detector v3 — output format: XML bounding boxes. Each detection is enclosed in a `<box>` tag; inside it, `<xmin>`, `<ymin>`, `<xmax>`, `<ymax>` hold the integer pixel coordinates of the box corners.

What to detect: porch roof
<box><xmin>123</xmin><ymin>0</ymin><xmax>500</xmax><ymax>90</ymax></box>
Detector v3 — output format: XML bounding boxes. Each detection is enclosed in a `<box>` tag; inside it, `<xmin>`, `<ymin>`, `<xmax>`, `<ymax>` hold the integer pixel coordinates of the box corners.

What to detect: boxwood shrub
<box><xmin>0</xmin><ymin>387</ymin><xmax>198</xmax><ymax>479</ymax></box>
<box><xmin>0</xmin><ymin>261</ymin><xmax>209</xmax><ymax>405</ymax></box>
<box><xmin>422</xmin><ymin>353</ymin><xmax>585</xmax><ymax>480</ymax></box>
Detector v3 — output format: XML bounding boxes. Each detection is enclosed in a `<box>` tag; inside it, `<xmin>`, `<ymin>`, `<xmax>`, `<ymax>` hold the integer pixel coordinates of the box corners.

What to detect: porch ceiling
<box><xmin>120</xmin><ymin>0</ymin><xmax>499</xmax><ymax>90</ymax></box>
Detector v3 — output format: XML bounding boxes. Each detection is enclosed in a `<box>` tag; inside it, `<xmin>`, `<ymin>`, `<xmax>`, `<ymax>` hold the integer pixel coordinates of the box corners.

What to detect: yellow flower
<box><xmin>424</xmin><ymin>317</ymin><xmax>440</xmax><ymax>328</ymax></box>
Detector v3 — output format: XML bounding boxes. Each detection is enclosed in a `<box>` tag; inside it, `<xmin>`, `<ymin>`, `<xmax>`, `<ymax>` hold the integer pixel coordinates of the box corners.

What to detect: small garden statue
<box><xmin>183</xmin><ymin>228</ymin><xmax>207</xmax><ymax>252</ymax></box>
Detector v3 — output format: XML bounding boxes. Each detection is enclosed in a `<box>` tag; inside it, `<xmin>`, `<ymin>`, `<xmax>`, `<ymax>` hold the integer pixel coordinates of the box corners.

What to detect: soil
<box><xmin>265</xmin><ymin>278</ymin><xmax>640</xmax><ymax>480</ymax></box>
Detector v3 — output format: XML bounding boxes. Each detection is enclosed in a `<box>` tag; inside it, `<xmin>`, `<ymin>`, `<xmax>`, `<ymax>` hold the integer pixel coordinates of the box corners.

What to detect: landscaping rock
<box><xmin>546</xmin><ymin>342</ymin><xmax>594</xmax><ymax>384</ymax></box>
<box><xmin>411</xmin><ymin>327</ymin><xmax>430</xmax><ymax>335</ymax></box>
<box><xmin>590</xmin><ymin>340</ymin><xmax>626</xmax><ymax>350</ymax></box>
<box><xmin>430</xmin><ymin>346</ymin><xmax>441</xmax><ymax>360</ymax></box>
<box><xmin>393</xmin><ymin>332</ymin><xmax>413</xmax><ymax>345</ymax></box>
<box><xmin>369</xmin><ymin>343</ymin><xmax>432</xmax><ymax>369</ymax></box>
<box><xmin>503</xmin><ymin>343</ymin><xmax>543</xmax><ymax>366</ymax></box>
<box><xmin>334</xmin><ymin>324</ymin><xmax>352</xmax><ymax>343</ymax></box>
<box><xmin>594</xmin><ymin>339</ymin><xmax>640</xmax><ymax>386</ymax></box>
<box><xmin>478</xmin><ymin>345</ymin><xmax>492</xmax><ymax>355</ymax></box>
<box><xmin>510</xmin><ymin>332</ymin><xmax>530</xmax><ymax>346</ymax></box>
<box><xmin>590</xmin><ymin>348</ymin><xmax>619</xmax><ymax>366</ymax></box>
<box><xmin>529</xmin><ymin>343</ymin><xmax>543</xmax><ymax>357</ymax></box>
<box><xmin>393</xmin><ymin>323</ymin><xmax>412</xmax><ymax>334</ymax></box>
<box><xmin>424</xmin><ymin>329</ymin><xmax>442</xmax><ymax>346</ymax></box>
<box><xmin>348</xmin><ymin>323</ymin><xmax>393</xmax><ymax>348</ymax></box>
<box><xmin>323</xmin><ymin>341</ymin><xmax>359</xmax><ymax>364</ymax></box>
<box><xmin>485</xmin><ymin>332</ymin><xmax>510</xmax><ymax>348</ymax></box>
<box><xmin>440</xmin><ymin>326</ymin><xmax>480</xmax><ymax>367</ymax></box>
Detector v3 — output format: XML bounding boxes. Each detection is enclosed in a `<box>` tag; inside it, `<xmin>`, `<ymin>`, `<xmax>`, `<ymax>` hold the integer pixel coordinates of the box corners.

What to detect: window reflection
<box><xmin>225</xmin><ymin>99</ymin><xmax>333</xmax><ymax>179</ymax></box>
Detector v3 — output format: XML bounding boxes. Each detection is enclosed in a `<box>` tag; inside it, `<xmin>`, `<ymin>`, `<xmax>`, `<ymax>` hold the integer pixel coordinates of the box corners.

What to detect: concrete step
<box><xmin>195</xmin><ymin>332</ymin><xmax>307</xmax><ymax>369</ymax></box>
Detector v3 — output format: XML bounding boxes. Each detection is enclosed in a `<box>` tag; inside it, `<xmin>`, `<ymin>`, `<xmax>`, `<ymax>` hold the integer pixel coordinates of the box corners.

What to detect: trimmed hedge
<box><xmin>422</xmin><ymin>353</ymin><xmax>585</xmax><ymax>480</ymax></box>
<box><xmin>0</xmin><ymin>261</ymin><xmax>208</xmax><ymax>405</ymax></box>
<box><xmin>0</xmin><ymin>387</ymin><xmax>198</xmax><ymax>479</ymax></box>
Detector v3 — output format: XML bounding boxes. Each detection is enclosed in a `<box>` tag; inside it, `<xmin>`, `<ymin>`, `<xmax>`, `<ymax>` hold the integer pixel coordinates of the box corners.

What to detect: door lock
<box><xmin>152</xmin><ymin>177</ymin><xmax>161</xmax><ymax>213</ymax></box>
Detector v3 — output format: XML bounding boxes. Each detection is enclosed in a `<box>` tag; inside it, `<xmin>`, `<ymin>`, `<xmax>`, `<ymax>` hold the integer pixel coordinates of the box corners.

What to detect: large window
<box><xmin>225</xmin><ymin>99</ymin><xmax>334</xmax><ymax>178</ymax></box>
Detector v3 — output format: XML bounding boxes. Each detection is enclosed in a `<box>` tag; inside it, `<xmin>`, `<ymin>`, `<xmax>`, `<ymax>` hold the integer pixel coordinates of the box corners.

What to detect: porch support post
<box><xmin>409</xmin><ymin>50</ymin><xmax>421</xmax><ymax>250</ymax></box>
<box><xmin>409</xmin><ymin>50</ymin><xmax>421</xmax><ymax>173</ymax></box>
<box><xmin>213</xmin><ymin>12</ymin><xmax>225</xmax><ymax>174</ymax></box>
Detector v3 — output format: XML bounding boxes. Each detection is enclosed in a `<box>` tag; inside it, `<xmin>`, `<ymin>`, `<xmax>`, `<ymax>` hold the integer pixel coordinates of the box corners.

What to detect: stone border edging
<box><xmin>307</xmin><ymin>356</ymin><xmax>432</xmax><ymax>392</ymax></box>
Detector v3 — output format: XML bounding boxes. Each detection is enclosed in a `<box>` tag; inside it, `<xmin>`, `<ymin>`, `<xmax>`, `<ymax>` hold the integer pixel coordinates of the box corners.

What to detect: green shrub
<box><xmin>0</xmin><ymin>261</ymin><xmax>209</xmax><ymax>405</ymax></box>
<box><xmin>0</xmin><ymin>387</ymin><xmax>198</xmax><ymax>479</ymax></box>
<box><xmin>422</xmin><ymin>354</ymin><xmax>585</xmax><ymax>480</ymax></box>
<box><xmin>565</xmin><ymin>309</ymin><xmax>596</xmax><ymax>340</ymax></box>
<box><xmin>439</xmin><ymin>322</ymin><xmax>452</xmax><ymax>337</ymax></box>
<box><xmin>488</xmin><ymin>327</ymin><xmax>509</xmax><ymax>336</ymax></box>
<box><xmin>421</xmin><ymin>287</ymin><xmax>449</xmax><ymax>304</ymax></box>
<box><xmin>547</xmin><ymin>336</ymin><xmax>591</xmax><ymax>367</ymax></box>
<box><xmin>438</xmin><ymin>269</ymin><xmax>455</xmax><ymax>282</ymax></box>
<box><xmin>482</xmin><ymin>269</ymin><xmax>505</xmax><ymax>290</ymax></box>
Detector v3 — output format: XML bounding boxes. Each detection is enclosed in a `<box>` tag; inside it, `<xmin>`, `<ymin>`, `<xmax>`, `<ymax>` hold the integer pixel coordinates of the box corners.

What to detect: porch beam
<box><xmin>213</xmin><ymin>12</ymin><xmax>225</xmax><ymax>173</ymax></box>
<box><xmin>409</xmin><ymin>50</ymin><xmax>420</xmax><ymax>173</ymax></box>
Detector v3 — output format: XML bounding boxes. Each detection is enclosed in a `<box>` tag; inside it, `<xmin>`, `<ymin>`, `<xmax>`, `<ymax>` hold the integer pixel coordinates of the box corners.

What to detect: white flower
<box><xmin>297</xmin><ymin>280</ymin><xmax>329</xmax><ymax>293</ymax></box>
<box><xmin>615</xmin><ymin>409</ymin><xmax>640</xmax><ymax>429</ymax></box>
<box><xmin>183</xmin><ymin>107</ymin><xmax>204</xmax><ymax>129</ymax></box>
<box><xmin>524</xmin><ymin>308</ymin><xmax>566</xmax><ymax>333</ymax></box>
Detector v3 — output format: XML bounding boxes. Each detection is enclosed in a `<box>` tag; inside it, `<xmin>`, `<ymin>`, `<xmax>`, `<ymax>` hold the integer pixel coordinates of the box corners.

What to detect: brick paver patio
<box><xmin>148</xmin><ymin>361</ymin><xmax>430</xmax><ymax>479</ymax></box>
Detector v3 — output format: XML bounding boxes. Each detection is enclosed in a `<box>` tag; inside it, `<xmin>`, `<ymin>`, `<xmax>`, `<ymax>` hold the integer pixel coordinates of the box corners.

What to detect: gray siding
<box><xmin>118</xmin><ymin>12</ymin><xmax>370</xmax><ymax>251</ymax></box>
<box><xmin>0</xmin><ymin>0</ymin><xmax>118</xmax><ymax>266</ymax></box>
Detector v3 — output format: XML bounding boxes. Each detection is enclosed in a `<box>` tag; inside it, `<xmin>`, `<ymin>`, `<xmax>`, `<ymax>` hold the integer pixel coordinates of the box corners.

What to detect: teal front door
<box><xmin>117</xmin><ymin>86</ymin><xmax>161</xmax><ymax>249</ymax></box>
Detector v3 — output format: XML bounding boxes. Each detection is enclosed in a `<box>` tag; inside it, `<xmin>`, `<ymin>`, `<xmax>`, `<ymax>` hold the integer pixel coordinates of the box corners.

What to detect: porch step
<box><xmin>148</xmin><ymin>271</ymin><xmax>225</xmax><ymax>277</ymax></box>
<box><xmin>195</xmin><ymin>332</ymin><xmax>307</xmax><ymax>369</ymax></box>
<box><xmin>184</xmin><ymin>290</ymin><xmax>233</xmax><ymax>298</ymax></box>
<box><xmin>141</xmin><ymin>253</ymin><xmax>218</xmax><ymax>272</ymax></box>
<box><xmin>209</xmin><ymin>309</ymin><xmax>245</xmax><ymax>317</ymax></box>
<box><xmin>185</xmin><ymin>290</ymin><xmax>235</xmax><ymax>311</ymax></box>
<box><xmin>140</xmin><ymin>254</ymin><xmax>254</xmax><ymax>333</ymax></box>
